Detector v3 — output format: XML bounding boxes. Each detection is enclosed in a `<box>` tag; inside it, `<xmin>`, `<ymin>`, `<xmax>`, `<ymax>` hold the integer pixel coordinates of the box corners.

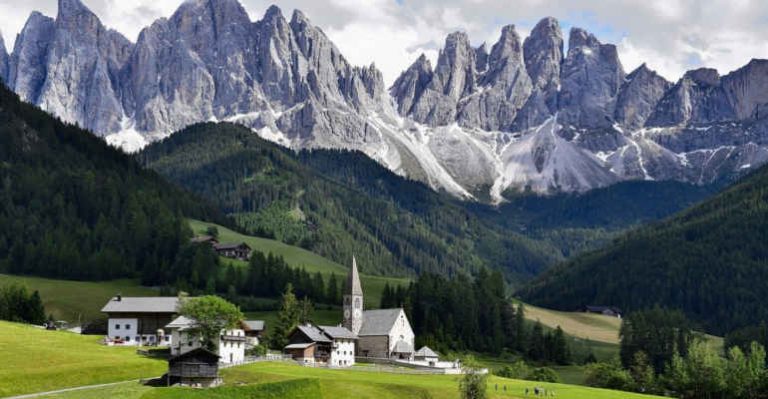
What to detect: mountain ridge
<box><xmin>5</xmin><ymin>0</ymin><xmax>768</xmax><ymax>201</ymax></box>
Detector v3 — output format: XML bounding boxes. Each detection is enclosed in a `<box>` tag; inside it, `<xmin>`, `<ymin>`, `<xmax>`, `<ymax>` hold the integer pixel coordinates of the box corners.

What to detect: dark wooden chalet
<box><xmin>284</xmin><ymin>324</ymin><xmax>332</xmax><ymax>363</ymax></box>
<box><xmin>167</xmin><ymin>347</ymin><xmax>221</xmax><ymax>387</ymax></box>
<box><xmin>213</xmin><ymin>242</ymin><xmax>251</xmax><ymax>260</ymax></box>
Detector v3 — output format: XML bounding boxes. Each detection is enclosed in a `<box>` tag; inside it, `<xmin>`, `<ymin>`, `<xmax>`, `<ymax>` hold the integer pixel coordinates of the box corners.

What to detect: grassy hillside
<box><xmin>0</xmin><ymin>321</ymin><xmax>165</xmax><ymax>397</ymax></box>
<box><xmin>37</xmin><ymin>361</ymin><xmax>666</xmax><ymax>399</ymax></box>
<box><xmin>0</xmin><ymin>274</ymin><xmax>157</xmax><ymax>323</ymax></box>
<box><xmin>189</xmin><ymin>219</ymin><xmax>409</xmax><ymax>307</ymax></box>
<box><xmin>519</xmin><ymin>302</ymin><xmax>622</xmax><ymax>344</ymax></box>
<box><xmin>519</xmin><ymin>164</ymin><xmax>768</xmax><ymax>335</ymax></box>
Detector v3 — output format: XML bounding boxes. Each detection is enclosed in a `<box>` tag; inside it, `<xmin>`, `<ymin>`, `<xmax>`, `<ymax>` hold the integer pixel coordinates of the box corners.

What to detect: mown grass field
<box><xmin>518</xmin><ymin>301</ymin><xmax>622</xmax><ymax>344</ymax></box>
<box><xmin>0</xmin><ymin>274</ymin><xmax>157</xmax><ymax>323</ymax></box>
<box><xmin>189</xmin><ymin>219</ymin><xmax>410</xmax><ymax>307</ymax></box>
<box><xmin>0</xmin><ymin>321</ymin><xmax>165</xmax><ymax>398</ymax></box>
<box><xmin>37</xmin><ymin>361</ymin><xmax>666</xmax><ymax>399</ymax></box>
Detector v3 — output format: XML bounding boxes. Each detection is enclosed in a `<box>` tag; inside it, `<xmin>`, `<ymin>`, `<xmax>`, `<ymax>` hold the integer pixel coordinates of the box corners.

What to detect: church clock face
<box><xmin>354</xmin><ymin>309</ymin><xmax>361</xmax><ymax>318</ymax></box>
<box><xmin>344</xmin><ymin>309</ymin><xmax>350</xmax><ymax>319</ymax></box>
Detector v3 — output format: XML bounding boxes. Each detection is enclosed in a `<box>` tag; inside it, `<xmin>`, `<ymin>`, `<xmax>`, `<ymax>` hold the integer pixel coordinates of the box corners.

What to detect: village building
<box><xmin>212</xmin><ymin>242</ymin><xmax>251</xmax><ymax>260</ymax></box>
<box><xmin>165</xmin><ymin>316</ymin><xmax>253</xmax><ymax>364</ymax></box>
<box><xmin>584</xmin><ymin>305</ymin><xmax>622</xmax><ymax>318</ymax></box>
<box><xmin>241</xmin><ymin>320</ymin><xmax>265</xmax><ymax>348</ymax></box>
<box><xmin>414</xmin><ymin>346</ymin><xmax>440</xmax><ymax>365</ymax></box>
<box><xmin>167</xmin><ymin>347</ymin><xmax>221</xmax><ymax>387</ymax></box>
<box><xmin>343</xmin><ymin>257</ymin><xmax>415</xmax><ymax>360</ymax></box>
<box><xmin>284</xmin><ymin>324</ymin><xmax>357</xmax><ymax>367</ymax></box>
<box><xmin>101</xmin><ymin>296</ymin><xmax>180</xmax><ymax>346</ymax></box>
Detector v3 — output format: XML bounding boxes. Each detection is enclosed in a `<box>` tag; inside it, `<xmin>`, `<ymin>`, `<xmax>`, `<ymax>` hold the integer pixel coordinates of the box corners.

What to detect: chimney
<box><xmin>116</xmin><ymin>294</ymin><xmax>122</xmax><ymax>302</ymax></box>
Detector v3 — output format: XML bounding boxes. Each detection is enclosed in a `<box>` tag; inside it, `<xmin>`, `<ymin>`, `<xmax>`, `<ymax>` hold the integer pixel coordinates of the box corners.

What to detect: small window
<box><xmin>115</xmin><ymin>324</ymin><xmax>120</xmax><ymax>330</ymax></box>
<box><xmin>125</xmin><ymin>336</ymin><xmax>131</xmax><ymax>342</ymax></box>
<box><xmin>135</xmin><ymin>336</ymin><xmax>140</xmax><ymax>341</ymax></box>
<box><xmin>125</xmin><ymin>324</ymin><xmax>131</xmax><ymax>330</ymax></box>
<box><xmin>188</xmin><ymin>341</ymin><xmax>193</xmax><ymax>346</ymax></box>
<box><xmin>165</xmin><ymin>336</ymin><xmax>170</xmax><ymax>342</ymax></box>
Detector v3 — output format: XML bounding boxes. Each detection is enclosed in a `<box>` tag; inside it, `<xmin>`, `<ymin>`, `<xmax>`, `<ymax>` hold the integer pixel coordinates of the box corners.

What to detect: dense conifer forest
<box><xmin>520</xmin><ymin>163</ymin><xmax>768</xmax><ymax>335</ymax></box>
<box><xmin>140</xmin><ymin>122</ymin><xmax>713</xmax><ymax>283</ymax></box>
<box><xmin>0</xmin><ymin>84</ymin><xmax>226</xmax><ymax>282</ymax></box>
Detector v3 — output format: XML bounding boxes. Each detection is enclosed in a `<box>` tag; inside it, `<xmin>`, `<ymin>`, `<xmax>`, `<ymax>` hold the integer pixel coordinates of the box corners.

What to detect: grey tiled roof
<box><xmin>296</xmin><ymin>324</ymin><xmax>332</xmax><ymax>343</ymax></box>
<box><xmin>319</xmin><ymin>325</ymin><xmax>357</xmax><ymax>340</ymax></box>
<box><xmin>285</xmin><ymin>343</ymin><xmax>315</xmax><ymax>349</ymax></box>
<box><xmin>213</xmin><ymin>242</ymin><xmax>250</xmax><ymax>250</ymax></box>
<box><xmin>392</xmin><ymin>339</ymin><xmax>413</xmax><ymax>353</ymax></box>
<box><xmin>415</xmin><ymin>346</ymin><xmax>438</xmax><ymax>358</ymax></box>
<box><xmin>358</xmin><ymin>308</ymin><xmax>403</xmax><ymax>336</ymax></box>
<box><xmin>243</xmin><ymin>320</ymin><xmax>265</xmax><ymax>331</ymax></box>
<box><xmin>166</xmin><ymin>315</ymin><xmax>195</xmax><ymax>330</ymax></box>
<box><xmin>101</xmin><ymin>297</ymin><xmax>180</xmax><ymax>313</ymax></box>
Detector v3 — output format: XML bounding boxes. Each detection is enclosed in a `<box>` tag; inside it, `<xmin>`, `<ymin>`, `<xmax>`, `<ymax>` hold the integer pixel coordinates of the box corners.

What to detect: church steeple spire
<box><xmin>348</xmin><ymin>255</ymin><xmax>363</xmax><ymax>296</ymax></box>
<box><xmin>343</xmin><ymin>255</ymin><xmax>364</xmax><ymax>335</ymax></box>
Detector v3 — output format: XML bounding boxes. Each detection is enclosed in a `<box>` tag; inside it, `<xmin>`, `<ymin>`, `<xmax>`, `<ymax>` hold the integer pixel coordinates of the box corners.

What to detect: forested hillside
<box><xmin>140</xmin><ymin>122</ymin><xmax>719</xmax><ymax>283</ymax></box>
<box><xmin>519</xmin><ymin>164</ymin><xmax>768</xmax><ymax>335</ymax></box>
<box><xmin>140</xmin><ymin>123</ymin><xmax>562</xmax><ymax>280</ymax></box>
<box><xmin>0</xmin><ymin>83</ymin><xmax>225</xmax><ymax>281</ymax></box>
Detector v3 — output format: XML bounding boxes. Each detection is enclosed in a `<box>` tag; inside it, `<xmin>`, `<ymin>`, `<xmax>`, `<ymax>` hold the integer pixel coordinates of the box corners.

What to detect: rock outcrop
<box><xmin>6</xmin><ymin>2</ymin><xmax>768</xmax><ymax>200</ymax></box>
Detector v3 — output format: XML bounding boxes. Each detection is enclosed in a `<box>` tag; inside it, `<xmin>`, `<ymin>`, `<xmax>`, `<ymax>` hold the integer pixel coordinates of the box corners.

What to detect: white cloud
<box><xmin>1</xmin><ymin>0</ymin><xmax>768</xmax><ymax>86</ymax></box>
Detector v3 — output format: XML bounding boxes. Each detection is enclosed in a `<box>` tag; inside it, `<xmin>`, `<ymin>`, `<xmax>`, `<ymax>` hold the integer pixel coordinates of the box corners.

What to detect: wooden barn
<box><xmin>213</xmin><ymin>242</ymin><xmax>251</xmax><ymax>260</ymax></box>
<box><xmin>167</xmin><ymin>347</ymin><xmax>221</xmax><ymax>387</ymax></box>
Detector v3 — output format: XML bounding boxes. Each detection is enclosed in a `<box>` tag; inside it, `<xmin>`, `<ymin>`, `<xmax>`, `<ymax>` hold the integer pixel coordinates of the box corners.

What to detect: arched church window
<box><xmin>354</xmin><ymin>298</ymin><xmax>361</xmax><ymax>309</ymax></box>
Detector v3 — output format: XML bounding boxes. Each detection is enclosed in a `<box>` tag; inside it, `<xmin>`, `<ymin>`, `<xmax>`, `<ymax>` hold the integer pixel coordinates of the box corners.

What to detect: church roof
<box><xmin>358</xmin><ymin>308</ymin><xmax>403</xmax><ymax>336</ymax></box>
<box><xmin>319</xmin><ymin>325</ymin><xmax>358</xmax><ymax>340</ymax></box>
<box><xmin>415</xmin><ymin>346</ymin><xmax>439</xmax><ymax>358</ymax></box>
<box><xmin>347</xmin><ymin>256</ymin><xmax>363</xmax><ymax>296</ymax></box>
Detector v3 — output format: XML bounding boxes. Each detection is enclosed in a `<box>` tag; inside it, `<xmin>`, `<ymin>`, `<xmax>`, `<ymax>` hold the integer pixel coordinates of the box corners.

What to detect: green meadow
<box><xmin>0</xmin><ymin>321</ymin><xmax>165</xmax><ymax>397</ymax></box>
<box><xmin>0</xmin><ymin>274</ymin><xmax>157</xmax><ymax>323</ymax></box>
<box><xmin>189</xmin><ymin>219</ymin><xmax>410</xmax><ymax>306</ymax></box>
<box><xmin>35</xmin><ymin>361</ymin><xmax>666</xmax><ymax>399</ymax></box>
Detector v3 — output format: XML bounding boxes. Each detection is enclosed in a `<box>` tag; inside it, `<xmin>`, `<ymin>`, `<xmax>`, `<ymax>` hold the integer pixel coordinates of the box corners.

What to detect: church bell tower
<box><xmin>343</xmin><ymin>256</ymin><xmax>364</xmax><ymax>335</ymax></box>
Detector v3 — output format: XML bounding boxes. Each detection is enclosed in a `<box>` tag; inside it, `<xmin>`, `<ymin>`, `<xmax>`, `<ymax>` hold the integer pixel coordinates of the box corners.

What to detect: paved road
<box><xmin>4</xmin><ymin>379</ymin><xmax>152</xmax><ymax>399</ymax></box>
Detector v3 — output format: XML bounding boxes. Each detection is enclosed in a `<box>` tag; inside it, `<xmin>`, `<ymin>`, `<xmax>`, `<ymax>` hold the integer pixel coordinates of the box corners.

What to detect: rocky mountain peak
<box><xmin>389</xmin><ymin>53</ymin><xmax>433</xmax><ymax>115</ymax></box>
<box><xmin>559</xmin><ymin>26</ymin><xmax>625</xmax><ymax>128</ymax></box>
<box><xmin>291</xmin><ymin>9</ymin><xmax>310</xmax><ymax>25</ymax></box>
<box><xmin>684</xmin><ymin>67</ymin><xmax>721</xmax><ymax>86</ymax></box>
<box><xmin>475</xmin><ymin>43</ymin><xmax>489</xmax><ymax>73</ymax></box>
<box><xmin>264</xmin><ymin>4</ymin><xmax>285</xmax><ymax>21</ymax></box>
<box><xmin>57</xmin><ymin>0</ymin><xmax>93</xmax><ymax>21</ymax></box>
<box><xmin>568</xmin><ymin>27</ymin><xmax>599</xmax><ymax>50</ymax></box>
<box><xmin>0</xmin><ymin>31</ymin><xmax>8</xmax><ymax>83</ymax></box>
<box><xmin>523</xmin><ymin>16</ymin><xmax>563</xmax><ymax>90</ymax></box>
<box><xmin>615</xmin><ymin>63</ymin><xmax>671</xmax><ymax>129</ymax></box>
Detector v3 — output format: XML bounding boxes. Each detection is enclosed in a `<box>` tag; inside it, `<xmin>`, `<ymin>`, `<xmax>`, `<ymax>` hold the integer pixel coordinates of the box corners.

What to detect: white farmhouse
<box><xmin>101</xmin><ymin>296</ymin><xmax>180</xmax><ymax>346</ymax></box>
<box><xmin>284</xmin><ymin>324</ymin><xmax>358</xmax><ymax>367</ymax></box>
<box><xmin>165</xmin><ymin>316</ymin><xmax>247</xmax><ymax>364</ymax></box>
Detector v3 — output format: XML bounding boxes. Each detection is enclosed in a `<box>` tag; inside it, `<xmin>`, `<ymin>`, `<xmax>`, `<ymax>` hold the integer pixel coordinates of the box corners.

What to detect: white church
<box><xmin>286</xmin><ymin>257</ymin><xmax>435</xmax><ymax>366</ymax></box>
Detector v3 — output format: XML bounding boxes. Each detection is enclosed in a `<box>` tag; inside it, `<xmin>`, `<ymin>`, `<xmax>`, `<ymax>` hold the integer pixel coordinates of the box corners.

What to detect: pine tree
<box><xmin>269</xmin><ymin>283</ymin><xmax>301</xmax><ymax>349</ymax></box>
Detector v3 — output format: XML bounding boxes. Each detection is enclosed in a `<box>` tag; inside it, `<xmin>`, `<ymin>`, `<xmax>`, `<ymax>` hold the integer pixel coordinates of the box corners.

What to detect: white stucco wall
<box><xmin>169</xmin><ymin>328</ymin><xmax>245</xmax><ymax>363</ymax></box>
<box><xmin>108</xmin><ymin>318</ymin><xmax>138</xmax><ymax>344</ymax></box>
<box><xmin>330</xmin><ymin>339</ymin><xmax>356</xmax><ymax>367</ymax></box>
<box><xmin>218</xmin><ymin>329</ymin><xmax>246</xmax><ymax>364</ymax></box>
<box><xmin>387</xmin><ymin>310</ymin><xmax>415</xmax><ymax>354</ymax></box>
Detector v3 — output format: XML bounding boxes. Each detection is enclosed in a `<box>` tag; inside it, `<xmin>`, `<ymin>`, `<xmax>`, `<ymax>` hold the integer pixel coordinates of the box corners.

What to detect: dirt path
<box><xmin>4</xmin><ymin>379</ymin><xmax>153</xmax><ymax>399</ymax></box>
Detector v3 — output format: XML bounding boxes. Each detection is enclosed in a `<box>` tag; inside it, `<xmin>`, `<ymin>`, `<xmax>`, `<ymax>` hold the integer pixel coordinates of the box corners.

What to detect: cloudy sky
<box><xmin>1</xmin><ymin>0</ymin><xmax>767</xmax><ymax>86</ymax></box>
